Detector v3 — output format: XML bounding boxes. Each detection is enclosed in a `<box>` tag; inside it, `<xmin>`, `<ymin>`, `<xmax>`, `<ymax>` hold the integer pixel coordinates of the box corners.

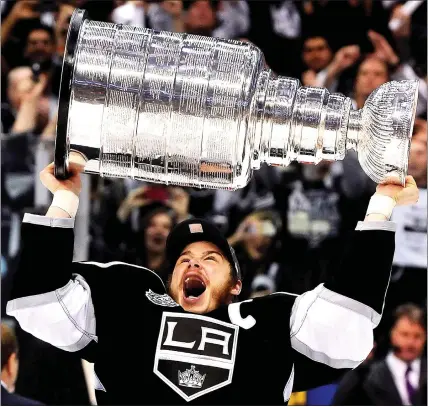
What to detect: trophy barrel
<box><xmin>54</xmin><ymin>9</ymin><xmax>265</xmax><ymax>190</ymax></box>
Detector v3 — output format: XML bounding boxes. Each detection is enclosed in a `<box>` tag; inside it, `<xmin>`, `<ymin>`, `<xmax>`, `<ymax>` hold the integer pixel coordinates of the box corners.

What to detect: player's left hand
<box><xmin>376</xmin><ymin>175</ymin><xmax>419</xmax><ymax>206</ymax></box>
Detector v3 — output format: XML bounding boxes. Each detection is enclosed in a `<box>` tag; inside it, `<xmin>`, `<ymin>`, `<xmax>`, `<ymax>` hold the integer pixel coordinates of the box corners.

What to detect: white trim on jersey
<box><xmin>81</xmin><ymin>261</ymin><xmax>166</xmax><ymax>289</ymax></box>
<box><xmin>6</xmin><ymin>274</ymin><xmax>97</xmax><ymax>351</ymax></box>
<box><xmin>23</xmin><ymin>213</ymin><xmax>75</xmax><ymax>228</ymax></box>
<box><xmin>356</xmin><ymin>220</ymin><xmax>396</xmax><ymax>232</ymax></box>
<box><xmin>290</xmin><ymin>284</ymin><xmax>377</xmax><ymax>369</ymax></box>
<box><xmin>283</xmin><ymin>364</ymin><xmax>295</xmax><ymax>402</ymax></box>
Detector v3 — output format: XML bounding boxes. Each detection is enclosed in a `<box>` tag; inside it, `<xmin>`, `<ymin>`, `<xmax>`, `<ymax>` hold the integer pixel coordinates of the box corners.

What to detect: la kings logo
<box><xmin>154</xmin><ymin>312</ymin><xmax>239</xmax><ymax>402</ymax></box>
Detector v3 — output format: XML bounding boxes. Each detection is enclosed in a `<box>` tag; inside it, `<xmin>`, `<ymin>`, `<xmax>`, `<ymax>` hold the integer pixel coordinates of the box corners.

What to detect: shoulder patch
<box><xmin>145</xmin><ymin>289</ymin><xmax>179</xmax><ymax>307</ymax></box>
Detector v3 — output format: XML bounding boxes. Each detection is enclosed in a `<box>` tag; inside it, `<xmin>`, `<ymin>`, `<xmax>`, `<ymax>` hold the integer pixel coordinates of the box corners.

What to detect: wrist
<box><xmin>328</xmin><ymin>62</ymin><xmax>340</xmax><ymax>76</ymax></box>
<box><xmin>365</xmin><ymin>194</ymin><xmax>396</xmax><ymax>220</ymax></box>
<box><xmin>51</xmin><ymin>189</ymin><xmax>79</xmax><ymax>218</ymax></box>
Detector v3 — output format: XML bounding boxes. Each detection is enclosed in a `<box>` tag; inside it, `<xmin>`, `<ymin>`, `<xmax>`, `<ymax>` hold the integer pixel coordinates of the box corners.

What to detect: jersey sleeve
<box><xmin>290</xmin><ymin>221</ymin><xmax>396</xmax><ymax>391</ymax></box>
<box><xmin>230</xmin><ymin>221</ymin><xmax>395</xmax><ymax>394</ymax></box>
<box><xmin>6</xmin><ymin>214</ymin><xmax>165</xmax><ymax>357</ymax></box>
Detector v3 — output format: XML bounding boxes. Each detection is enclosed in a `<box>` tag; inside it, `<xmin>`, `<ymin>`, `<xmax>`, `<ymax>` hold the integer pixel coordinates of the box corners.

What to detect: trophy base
<box><xmin>55</xmin><ymin>9</ymin><xmax>88</xmax><ymax>180</ymax></box>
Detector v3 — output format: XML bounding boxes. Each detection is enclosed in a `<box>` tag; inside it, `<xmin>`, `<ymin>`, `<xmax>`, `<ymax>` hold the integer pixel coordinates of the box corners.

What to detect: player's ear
<box><xmin>230</xmin><ymin>280</ymin><xmax>242</xmax><ymax>296</ymax></box>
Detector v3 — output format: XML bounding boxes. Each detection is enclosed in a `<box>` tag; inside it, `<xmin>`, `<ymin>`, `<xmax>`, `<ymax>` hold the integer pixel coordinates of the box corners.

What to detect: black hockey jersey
<box><xmin>6</xmin><ymin>214</ymin><xmax>396</xmax><ymax>405</ymax></box>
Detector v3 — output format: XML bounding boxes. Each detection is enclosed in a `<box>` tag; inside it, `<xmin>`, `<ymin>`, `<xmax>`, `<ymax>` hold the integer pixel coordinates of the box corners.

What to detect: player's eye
<box><xmin>205</xmin><ymin>256</ymin><xmax>217</xmax><ymax>262</ymax></box>
<box><xmin>179</xmin><ymin>258</ymin><xmax>190</xmax><ymax>263</ymax></box>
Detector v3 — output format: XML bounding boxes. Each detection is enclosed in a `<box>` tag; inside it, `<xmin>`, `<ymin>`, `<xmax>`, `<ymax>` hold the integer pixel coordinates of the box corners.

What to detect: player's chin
<box><xmin>179</xmin><ymin>290</ymin><xmax>210</xmax><ymax>314</ymax></box>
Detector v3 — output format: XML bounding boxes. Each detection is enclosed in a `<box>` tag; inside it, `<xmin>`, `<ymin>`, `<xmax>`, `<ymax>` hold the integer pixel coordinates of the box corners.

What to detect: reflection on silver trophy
<box><xmin>55</xmin><ymin>9</ymin><xmax>419</xmax><ymax>189</ymax></box>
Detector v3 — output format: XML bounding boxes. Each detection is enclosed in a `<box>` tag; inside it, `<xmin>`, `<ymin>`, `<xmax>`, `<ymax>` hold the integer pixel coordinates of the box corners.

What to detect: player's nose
<box><xmin>188</xmin><ymin>259</ymin><xmax>201</xmax><ymax>268</ymax></box>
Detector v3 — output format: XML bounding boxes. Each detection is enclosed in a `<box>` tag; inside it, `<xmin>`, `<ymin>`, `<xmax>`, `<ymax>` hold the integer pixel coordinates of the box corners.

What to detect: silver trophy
<box><xmin>55</xmin><ymin>9</ymin><xmax>419</xmax><ymax>189</ymax></box>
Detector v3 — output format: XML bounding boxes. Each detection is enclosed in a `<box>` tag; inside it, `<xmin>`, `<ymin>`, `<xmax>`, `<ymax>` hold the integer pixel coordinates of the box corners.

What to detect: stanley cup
<box><xmin>55</xmin><ymin>9</ymin><xmax>419</xmax><ymax>189</ymax></box>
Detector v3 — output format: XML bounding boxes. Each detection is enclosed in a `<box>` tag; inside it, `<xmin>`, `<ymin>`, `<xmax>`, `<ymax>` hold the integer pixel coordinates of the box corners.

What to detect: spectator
<box><xmin>301</xmin><ymin>34</ymin><xmax>334</xmax><ymax>86</ymax></box>
<box><xmin>367</xmin><ymin>29</ymin><xmax>427</xmax><ymax>116</ymax></box>
<box><xmin>21</xmin><ymin>23</ymin><xmax>55</xmax><ymax>73</ymax></box>
<box><xmin>1</xmin><ymin>1</ymin><xmax>40</xmax><ymax>51</ymax></box>
<box><xmin>182</xmin><ymin>0</ymin><xmax>218</xmax><ymax>36</ymax></box>
<box><xmin>3</xmin><ymin>67</ymin><xmax>51</xmax><ymax>134</ymax></box>
<box><xmin>319</xmin><ymin>29</ymin><xmax>427</xmax><ymax>115</ymax></box>
<box><xmin>227</xmin><ymin>210</ymin><xmax>283</xmax><ymax>300</ymax></box>
<box><xmin>312</xmin><ymin>43</ymin><xmax>360</xmax><ymax>91</ymax></box>
<box><xmin>122</xmin><ymin>205</ymin><xmax>177</xmax><ymax>277</ymax></box>
<box><xmin>1</xmin><ymin>322</ymin><xmax>43</xmax><ymax>406</ymax></box>
<box><xmin>353</xmin><ymin>55</ymin><xmax>390</xmax><ymax>109</ymax></box>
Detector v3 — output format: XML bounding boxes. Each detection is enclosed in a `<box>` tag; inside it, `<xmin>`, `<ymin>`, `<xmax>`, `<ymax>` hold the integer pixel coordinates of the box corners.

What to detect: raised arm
<box><xmin>289</xmin><ymin>176</ymin><xmax>419</xmax><ymax>391</ymax></box>
<box><xmin>5</xmin><ymin>157</ymin><xmax>99</xmax><ymax>353</ymax></box>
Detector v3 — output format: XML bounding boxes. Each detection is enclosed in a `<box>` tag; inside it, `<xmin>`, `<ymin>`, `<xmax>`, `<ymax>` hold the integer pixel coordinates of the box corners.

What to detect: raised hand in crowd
<box><xmin>11</xmin><ymin>72</ymin><xmax>48</xmax><ymax>134</ymax></box>
<box><xmin>55</xmin><ymin>3</ymin><xmax>76</xmax><ymax>57</ymax></box>
<box><xmin>116</xmin><ymin>185</ymin><xmax>150</xmax><ymax>223</ymax></box>
<box><xmin>368</xmin><ymin>30</ymin><xmax>400</xmax><ymax>67</ymax></box>
<box><xmin>40</xmin><ymin>113</ymin><xmax>58</xmax><ymax>141</ymax></box>
<box><xmin>167</xmin><ymin>186</ymin><xmax>190</xmax><ymax>223</ymax></box>
<box><xmin>227</xmin><ymin>215</ymin><xmax>257</xmax><ymax>246</ymax></box>
<box><xmin>1</xmin><ymin>1</ymin><xmax>40</xmax><ymax>47</ymax></box>
<box><xmin>321</xmin><ymin>44</ymin><xmax>360</xmax><ymax>89</ymax></box>
<box><xmin>389</xmin><ymin>3</ymin><xmax>411</xmax><ymax>39</ymax></box>
<box><xmin>302</xmin><ymin>69</ymin><xmax>318</xmax><ymax>87</ymax></box>
<box><xmin>332</xmin><ymin>45</ymin><xmax>361</xmax><ymax>73</ymax></box>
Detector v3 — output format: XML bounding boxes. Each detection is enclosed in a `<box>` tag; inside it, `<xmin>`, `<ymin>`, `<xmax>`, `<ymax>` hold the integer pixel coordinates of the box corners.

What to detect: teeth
<box><xmin>184</xmin><ymin>277</ymin><xmax>206</xmax><ymax>286</ymax></box>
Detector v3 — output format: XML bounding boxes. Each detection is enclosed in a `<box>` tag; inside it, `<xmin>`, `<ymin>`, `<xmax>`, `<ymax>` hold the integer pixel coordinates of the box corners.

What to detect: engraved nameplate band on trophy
<box><xmin>55</xmin><ymin>9</ymin><xmax>419</xmax><ymax>189</ymax></box>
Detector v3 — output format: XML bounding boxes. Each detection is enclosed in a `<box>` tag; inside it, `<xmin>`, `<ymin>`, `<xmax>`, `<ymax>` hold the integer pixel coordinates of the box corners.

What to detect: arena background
<box><xmin>1</xmin><ymin>0</ymin><xmax>427</xmax><ymax>405</ymax></box>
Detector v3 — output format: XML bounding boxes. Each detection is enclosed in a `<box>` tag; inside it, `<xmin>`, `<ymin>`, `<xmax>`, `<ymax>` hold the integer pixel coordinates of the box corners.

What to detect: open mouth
<box><xmin>152</xmin><ymin>236</ymin><xmax>164</xmax><ymax>245</ymax></box>
<box><xmin>183</xmin><ymin>276</ymin><xmax>206</xmax><ymax>300</ymax></box>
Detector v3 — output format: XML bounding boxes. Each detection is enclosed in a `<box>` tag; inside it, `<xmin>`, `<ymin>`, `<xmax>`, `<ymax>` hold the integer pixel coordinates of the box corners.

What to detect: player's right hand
<box><xmin>40</xmin><ymin>161</ymin><xmax>84</xmax><ymax>197</ymax></box>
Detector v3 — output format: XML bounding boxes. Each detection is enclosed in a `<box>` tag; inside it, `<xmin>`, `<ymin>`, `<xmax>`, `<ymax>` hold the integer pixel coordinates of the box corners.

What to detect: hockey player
<box><xmin>6</xmin><ymin>160</ymin><xmax>419</xmax><ymax>405</ymax></box>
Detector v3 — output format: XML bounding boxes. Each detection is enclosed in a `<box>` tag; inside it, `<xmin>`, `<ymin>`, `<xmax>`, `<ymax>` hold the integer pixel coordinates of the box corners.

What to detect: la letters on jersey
<box><xmin>154</xmin><ymin>312</ymin><xmax>239</xmax><ymax>402</ymax></box>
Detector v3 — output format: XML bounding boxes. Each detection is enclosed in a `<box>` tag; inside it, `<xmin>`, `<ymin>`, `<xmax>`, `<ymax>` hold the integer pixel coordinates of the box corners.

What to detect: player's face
<box><xmin>169</xmin><ymin>241</ymin><xmax>242</xmax><ymax>314</ymax></box>
<box><xmin>390</xmin><ymin>317</ymin><xmax>426</xmax><ymax>362</ymax></box>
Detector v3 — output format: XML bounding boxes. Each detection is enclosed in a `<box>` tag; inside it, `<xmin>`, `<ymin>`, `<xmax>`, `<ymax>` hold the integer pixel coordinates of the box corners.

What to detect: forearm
<box><xmin>324</xmin><ymin>222</ymin><xmax>395</xmax><ymax>318</ymax></box>
<box><xmin>9</xmin><ymin>214</ymin><xmax>76</xmax><ymax>301</ymax></box>
<box><xmin>11</xmin><ymin>101</ymin><xmax>38</xmax><ymax>133</ymax></box>
<box><xmin>10</xmin><ymin>190</ymin><xmax>80</xmax><ymax>300</ymax></box>
<box><xmin>1</xmin><ymin>14</ymin><xmax>17</xmax><ymax>47</ymax></box>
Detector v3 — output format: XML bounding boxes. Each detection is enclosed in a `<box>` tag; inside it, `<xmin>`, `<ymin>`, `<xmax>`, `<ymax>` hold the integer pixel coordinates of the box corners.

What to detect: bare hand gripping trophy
<box><xmin>55</xmin><ymin>9</ymin><xmax>419</xmax><ymax>189</ymax></box>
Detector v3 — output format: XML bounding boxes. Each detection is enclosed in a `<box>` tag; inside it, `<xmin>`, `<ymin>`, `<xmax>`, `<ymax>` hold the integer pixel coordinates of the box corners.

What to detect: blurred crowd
<box><xmin>1</xmin><ymin>0</ymin><xmax>427</xmax><ymax>405</ymax></box>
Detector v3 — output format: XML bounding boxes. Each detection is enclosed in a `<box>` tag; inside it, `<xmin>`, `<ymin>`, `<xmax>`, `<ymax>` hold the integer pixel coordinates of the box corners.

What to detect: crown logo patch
<box><xmin>178</xmin><ymin>365</ymin><xmax>206</xmax><ymax>389</ymax></box>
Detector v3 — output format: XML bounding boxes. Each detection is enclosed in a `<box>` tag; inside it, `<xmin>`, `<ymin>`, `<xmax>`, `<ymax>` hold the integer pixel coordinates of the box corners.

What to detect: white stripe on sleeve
<box><xmin>6</xmin><ymin>274</ymin><xmax>96</xmax><ymax>352</ymax></box>
<box><xmin>290</xmin><ymin>284</ymin><xmax>377</xmax><ymax>369</ymax></box>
